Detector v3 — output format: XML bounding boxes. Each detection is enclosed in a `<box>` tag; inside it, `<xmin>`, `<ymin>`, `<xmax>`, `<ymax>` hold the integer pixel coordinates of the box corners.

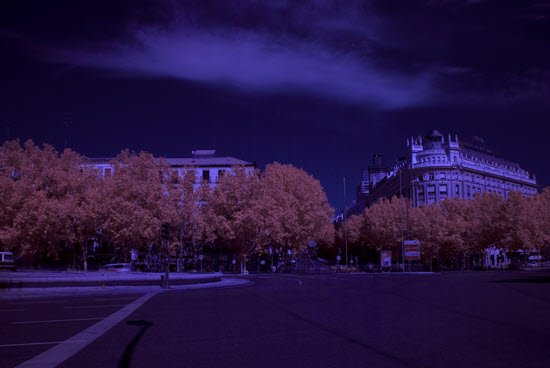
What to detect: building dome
<box><xmin>425</xmin><ymin>129</ymin><xmax>443</xmax><ymax>141</ymax></box>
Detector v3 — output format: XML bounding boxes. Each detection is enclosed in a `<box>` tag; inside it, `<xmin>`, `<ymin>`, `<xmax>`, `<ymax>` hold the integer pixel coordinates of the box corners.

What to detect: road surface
<box><xmin>1</xmin><ymin>272</ymin><xmax>549</xmax><ymax>368</ymax></box>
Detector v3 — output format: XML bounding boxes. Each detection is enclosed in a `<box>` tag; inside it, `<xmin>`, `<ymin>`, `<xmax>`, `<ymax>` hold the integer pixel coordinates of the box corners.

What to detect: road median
<box><xmin>0</xmin><ymin>271</ymin><xmax>222</xmax><ymax>289</ymax></box>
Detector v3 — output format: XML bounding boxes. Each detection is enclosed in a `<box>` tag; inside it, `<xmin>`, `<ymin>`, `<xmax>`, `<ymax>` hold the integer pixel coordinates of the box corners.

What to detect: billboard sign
<box><xmin>380</xmin><ymin>250</ymin><xmax>392</xmax><ymax>267</ymax></box>
<box><xmin>404</xmin><ymin>240</ymin><xmax>421</xmax><ymax>261</ymax></box>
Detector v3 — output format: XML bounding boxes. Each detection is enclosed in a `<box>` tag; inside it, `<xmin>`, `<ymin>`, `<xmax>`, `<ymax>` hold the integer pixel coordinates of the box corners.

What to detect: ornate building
<box><xmin>362</xmin><ymin>130</ymin><xmax>538</xmax><ymax>207</ymax></box>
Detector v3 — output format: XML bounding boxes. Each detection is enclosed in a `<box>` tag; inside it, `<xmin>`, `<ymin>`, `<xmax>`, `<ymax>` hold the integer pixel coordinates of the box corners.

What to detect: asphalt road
<box><xmin>2</xmin><ymin>272</ymin><xmax>550</xmax><ymax>368</ymax></box>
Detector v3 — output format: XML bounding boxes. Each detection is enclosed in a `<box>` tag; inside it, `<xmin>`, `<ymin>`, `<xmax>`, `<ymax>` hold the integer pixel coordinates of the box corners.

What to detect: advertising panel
<box><xmin>380</xmin><ymin>250</ymin><xmax>392</xmax><ymax>267</ymax></box>
<box><xmin>404</xmin><ymin>240</ymin><xmax>421</xmax><ymax>261</ymax></box>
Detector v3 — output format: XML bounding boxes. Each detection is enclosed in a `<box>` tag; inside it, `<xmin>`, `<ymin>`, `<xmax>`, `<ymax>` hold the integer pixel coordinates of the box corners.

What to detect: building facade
<box><xmin>362</xmin><ymin>130</ymin><xmax>538</xmax><ymax>208</ymax></box>
<box><xmin>84</xmin><ymin>149</ymin><xmax>255</xmax><ymax>187</ymax></box>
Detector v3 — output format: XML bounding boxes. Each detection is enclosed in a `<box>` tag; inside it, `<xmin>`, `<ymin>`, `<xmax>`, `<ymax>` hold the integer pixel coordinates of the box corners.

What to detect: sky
<box><xmin>1</xmin><ymin>0</ymin><xmax>549</xmax><ymax>208</ymax></box>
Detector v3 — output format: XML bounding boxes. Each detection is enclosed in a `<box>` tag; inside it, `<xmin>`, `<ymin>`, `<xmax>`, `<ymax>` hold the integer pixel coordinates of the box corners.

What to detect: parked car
<box><xmin>0</xmin><ymin>251</ymin><xmax>17</xmax><ymax>271</ymax></box>
<box><xmin>99</xmin><ymin>263</ymin><xmax>131</xmax><ymax>272</ymax></box>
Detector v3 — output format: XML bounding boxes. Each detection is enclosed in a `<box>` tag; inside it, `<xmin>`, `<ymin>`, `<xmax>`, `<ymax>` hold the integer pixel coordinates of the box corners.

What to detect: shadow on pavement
<box><xmin>118</xmin><ymin>320</ymin><xmax>153</xmax><ymax>368</ymax></box>
<box><xmin>492</xmin><ymin>276</ymin><xmax>550</xmax><ymax>284</ymax></box>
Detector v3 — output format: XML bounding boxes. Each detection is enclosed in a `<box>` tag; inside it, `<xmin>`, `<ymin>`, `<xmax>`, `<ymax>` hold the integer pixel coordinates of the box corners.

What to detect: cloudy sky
<box><xmin>1</xmin><ymin>0</ymin><xmax>549</xmax><ymax>207</ymax></box>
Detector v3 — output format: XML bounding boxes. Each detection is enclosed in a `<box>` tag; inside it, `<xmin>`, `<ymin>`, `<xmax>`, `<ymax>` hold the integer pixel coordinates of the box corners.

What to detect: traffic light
<box><xmin>161</xmin><ymin>223</ymin><xmax>170</xmax><ymax>240</ymax></box>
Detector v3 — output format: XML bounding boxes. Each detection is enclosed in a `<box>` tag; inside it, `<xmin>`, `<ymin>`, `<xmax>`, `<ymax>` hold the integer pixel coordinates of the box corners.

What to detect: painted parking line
<box><xmin>15</xmin><ymin>291</ymin><xmax>159</xmax><ymax>368</ymax></box>
<box><xmin>0</xmin><ymin>340</ymin><xmax>87</xmax><ymax>348</ymax></box>
<box><xmin>12</xmin><ymin>317</ymin><xmax>104</xmax><ymax>325</ymax></box>
<box><xmin>64</xmin><ymin>304</ymin><xmax>127</xmax><ymax>309</ymax></box>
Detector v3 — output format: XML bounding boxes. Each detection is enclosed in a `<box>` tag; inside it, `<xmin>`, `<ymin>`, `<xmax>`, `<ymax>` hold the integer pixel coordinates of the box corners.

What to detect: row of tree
<box><xmin>2</xmin><ymin>140</ymin><xmax>548</xmax><ymax>271</ymax></box>
<box><xmin>343</xmin><ymin>189</ymin><xmax>550</xmax><ymax>268</ymax></box>
<box><xmin>0</xmin><ymin>140</ymin><xmax>334</xmax><ymax>270</ymax></box>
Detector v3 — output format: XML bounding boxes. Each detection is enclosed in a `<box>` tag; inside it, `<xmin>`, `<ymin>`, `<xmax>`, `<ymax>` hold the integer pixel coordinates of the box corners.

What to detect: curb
<box><xmin>0</xmin><ymin>275</ymin><xmax>222</xmax><ymax>289</ymax></box>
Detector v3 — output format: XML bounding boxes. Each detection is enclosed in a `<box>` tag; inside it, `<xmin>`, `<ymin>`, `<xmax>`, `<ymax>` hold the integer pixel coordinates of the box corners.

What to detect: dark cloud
<box><xmin>47</xmin><ymin>28</ymin><xmax>436</xmax><ymax>108</ymax></box>
<box><xmin>30</xmin><ymin>1</ymin><xmax>435</xmax><ymax>109</ymax></box>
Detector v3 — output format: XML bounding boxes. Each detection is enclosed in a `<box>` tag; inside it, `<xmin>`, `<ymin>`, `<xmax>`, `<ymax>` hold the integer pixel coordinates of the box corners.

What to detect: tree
<box><xmin>438</xmin><ymin>199</ymin><xmax>472</xmax><ymax>268</ymax></box>
<box><xmin>53</xmin><ymin>148</ymin><xmax>101</xmax><ymax>270</ymax></box>
<box><xmin>258</xmin><ymin>163</ymin><xmax>334</xmax><ymax>255</ymax></box>
<box><xmin>511</xmin><ymin>189</ymin><xmax>550</xmax><ymax>257</ymax></box>
<box><xmin>500</xmin><ymin>191</ymin><xmax>530</xmax><ymax>251</ymax></box>
<box><xmin>534</xmin><ymin>188</ymin><xmax>550</xmax><ymax>256</ymax></box>
<box><xmin>203</xmin><ymin>163</ymin><xmax>334</xmax><ymax>272</ymax></box>
<box><xmin>362</xmin><ymin>196</ymin><xmax>405</xmax><ymax>253</ymax></box>
<box><xmin>343</xmin><ymin>214</ymin><xmax>364</xmax><ymax>245</ymax></box>
<box><xmin>409</xmin><ymin>205</ymin><xmax>437</xmax><ymax>269</ymax></box>
<box><xmin>467</xmin><ymin>193</ymin><xmax>507</xmax><ymax>258</ymax></box>
<box><xmin>0</xmin><ymin>140</ymin><xmax>99</xmax><ymax>269</ymax></box>
<box><xmin>203</xmin><ymin>166</ymin><xmax>263</xmax><ymax>264</ymax></box>
<box><xmin>95</xmin><ymin>150</ymin><xmax>172</xmax><ymax>259</ymax></box>
<box><xmin>165</xmin><ymin>169</ymin><xmax>215</xmax><ymax>269</ymax></box>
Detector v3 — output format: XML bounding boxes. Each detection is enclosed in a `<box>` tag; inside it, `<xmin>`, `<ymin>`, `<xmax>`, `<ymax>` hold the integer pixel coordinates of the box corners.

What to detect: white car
<box><xmin>100</xmin><ymin>263</ymin><xmax>131</xmax><ymax>272</ymax></box>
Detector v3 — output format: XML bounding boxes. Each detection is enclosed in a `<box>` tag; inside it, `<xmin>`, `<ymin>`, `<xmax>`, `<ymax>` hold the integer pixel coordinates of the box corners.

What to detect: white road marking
<box><xmin>12</xmin><ymin>318</ymin><xmax>104</xmax><ymax>325</ymax></box>
<box><xmin>64</xmin><ymin>304</ymin><xmax>126</xmax><ymax>309</ymax></box>
<box><xmin>0</xmin><ymin>309</ymin><xmax>25</xmax><ymax>312</ymax></box>
<box><xmin>0</xmin><ymin>340</ymin><xmax>87</xmax><ymax>348</ymax></box>
<box><xmin>15</xmin><ymin>291</ymin><xmax>159</xmax><ymax>368</ymax></box>
<box><xmin>284</xmin><ymin>278</ymin><xmax>303</xmax><ymax>286</ymax></box>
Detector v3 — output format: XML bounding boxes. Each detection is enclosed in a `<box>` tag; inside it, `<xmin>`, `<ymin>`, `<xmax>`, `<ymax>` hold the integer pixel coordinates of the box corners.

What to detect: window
<box><xmin>202</xmin><ymin>170</ymin><xmax>210</xmax><ymax>182</ymax></box>
<box><xmin>218</xmin><ymin>169</ymin><xmax>225</xmax><ymax>179</ymax></box>
<box><xmin>170</xmin><ymin>170</ymin><xmax>179</xmax><ymax>184</ymax></box>
<box><xmin>439</xmin><ymin>185</ymin><xmax>448</xmax><ymax>193</ymax></box>
<box><xmin>429</xmin><ymin>173</ymin><xmax>435</xmax><ymax>180</ymax></box>
<box><xmin>455</xmin><ymin>184</ymin><xmax>460</xmax><ymax>197</ymax></box>
<box><xmin>104</xmin><ymin>168</ymin><xmax>112</xmax><ymax>177</ymax></box>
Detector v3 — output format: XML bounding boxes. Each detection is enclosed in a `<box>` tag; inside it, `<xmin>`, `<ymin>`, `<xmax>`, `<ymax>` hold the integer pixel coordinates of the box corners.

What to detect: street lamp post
<box><xmin>343</xmin><ymin>176</ymin><xmax>348</xmax><ymax>270</ymax></box>
<box><xmin>399</xmin><ymin>161</ymin><xmax>405</xmax><ymax>272</ymax></box>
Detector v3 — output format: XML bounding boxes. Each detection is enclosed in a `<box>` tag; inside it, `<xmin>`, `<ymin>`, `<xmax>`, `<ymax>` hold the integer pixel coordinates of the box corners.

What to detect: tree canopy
<box><xmin>0</xmin><ymin>141</ymin><xmax>335</xmax><ymax>268</ymax></box>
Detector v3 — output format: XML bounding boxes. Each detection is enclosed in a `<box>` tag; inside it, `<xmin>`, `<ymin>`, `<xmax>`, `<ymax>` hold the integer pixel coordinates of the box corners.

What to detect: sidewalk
<box><xmin>0</xmin><ymin>271</ymin><xmax>222</xmax><ymax>289</ymax></box>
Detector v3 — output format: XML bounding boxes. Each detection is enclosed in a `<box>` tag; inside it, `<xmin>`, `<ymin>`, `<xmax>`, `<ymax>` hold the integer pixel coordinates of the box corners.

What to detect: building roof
<box><xmin>82</xmin><ymin>157</ymin><xmax>114</xmax><ymax>164</ymax></box>
<box><xmin>461</xmin><ymin>147</ymin><xmax>521</xmax><ymax>170</ymax></box>
<box><xmin>83</xmin><ymin>156</ymin><xmax>253</xmax><ymax>167</ymax></box>
<box><xmin>164</xmin><ymin>157</ymin><xmax>253</xmax><ymax>167</ymax></box>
